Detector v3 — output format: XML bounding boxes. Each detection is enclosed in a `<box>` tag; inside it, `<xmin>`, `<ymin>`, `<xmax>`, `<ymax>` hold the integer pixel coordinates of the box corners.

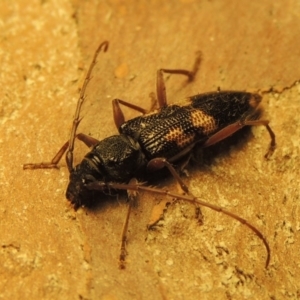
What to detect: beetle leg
<box><xmin>112</xmin><ymin>98</ymin><xmax>149</xmax><ymax>130</ymax></box>
<box><xmin>148</xmin><ymin>155</ymin><xmax>205</xmax><ymax>224</ymax></box>
<box><xmin>157</xmin><ymin>51</ymin><xmax>202</xmax><ymax>108</ymax></box>
<box><xmin>203</xmin><ymin>119</ymin><xmax>276</xmax><ymax>158</ymax></box>
<box><xmin>119</xmin><ymin>178</ymin><xmax>139</xmax><ymax>269</ymax></box>
<box><xmin>177</xmin><ymin>153</ymin><xmax>193</xmax><ymax>176</ymax></box>
<box><xmin>23</xmin><ymin>133</ymin><xmax>99</xmax><ymax>170</ymax></box>
<box><xmin>203</xmin><ymin>122</ymin><xmax>245</xmax><ymax>148</ymax></box>
<box><xmin>76</xmin><ymin>133</ymin><xmax>99</xmax><ymax>147</ymax></box>
<box><xmin>113</xmin><ymin>51</ymin><xmax>201</xmax><ymax>127</ymax></box>
<box><xmin>243</xmin><ymin>120</ymin><xmax>276</xmax><ymax>159</ymax></box>
<box><xmin>175</xmin><ymin>153</ymin><xmax>204</xmax><ymax>224</ymax></box>
<box><xmin>87</xmin><ymin>181</ymin><xmax>271</xmax><ymax>268</ymax></box>
<box><xmin>147</xmin><ymin>158</ymin><xmax>189</xmax><ymax>193</ymax></box>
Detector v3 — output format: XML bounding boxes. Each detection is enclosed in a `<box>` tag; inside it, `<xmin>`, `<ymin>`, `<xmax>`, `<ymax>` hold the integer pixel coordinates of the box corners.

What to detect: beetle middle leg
<box><xmin>112</xmin><ymin>98</ymin><xmax>149</xmax><ymax>130</ymax></box>
<box><xmin>147</xmin><ymin>156</ymin><xmax>206</xmax><ymax>227</ymax></box>
<box><xmin>112</xmin><ymin>51</ymin><xmax>202</xmax><ymax>129</ymax></box>
<box><xmin>147</xmin><ymin>157</ymin><xmax>190</xmax><ymax>194</ymax></box>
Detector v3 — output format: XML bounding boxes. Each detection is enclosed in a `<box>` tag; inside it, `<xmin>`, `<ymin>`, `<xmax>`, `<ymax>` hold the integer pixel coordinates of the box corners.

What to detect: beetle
<box><xmin>24</xmin><ymin>41</ymin><xmax>276</xmax><ymax>269</ymax></box>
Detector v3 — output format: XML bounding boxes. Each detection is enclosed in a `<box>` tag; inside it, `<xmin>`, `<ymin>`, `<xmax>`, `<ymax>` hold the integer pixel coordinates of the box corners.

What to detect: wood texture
<box><xmin>1</xmin><ymin>0</ymin><xmax>300</xmax><ymax>299</ymax></box>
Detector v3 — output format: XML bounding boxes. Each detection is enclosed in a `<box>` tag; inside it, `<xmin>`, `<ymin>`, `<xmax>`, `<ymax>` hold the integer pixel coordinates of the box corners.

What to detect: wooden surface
<box><xmin>1</xmin><ymin>0</ymin><xmax>300</xmax><ymax>299</ymax></box>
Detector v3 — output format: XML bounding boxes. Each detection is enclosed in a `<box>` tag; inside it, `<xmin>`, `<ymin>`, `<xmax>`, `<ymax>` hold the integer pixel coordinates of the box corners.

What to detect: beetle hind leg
<box><xmin>244</xmin><ymin>120</ymin><xmax>276</xmax><ymax>159</ymax></box>
<box><xmin>202</xmin><ymin>119</ymin><xmax>276</xmax><ymax>158</ymax></box>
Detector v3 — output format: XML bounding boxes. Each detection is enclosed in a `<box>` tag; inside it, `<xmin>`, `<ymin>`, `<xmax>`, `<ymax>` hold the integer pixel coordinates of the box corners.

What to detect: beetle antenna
<box><xmin>66</xmin><ymin>41</ymin><xmax>109</xmax><ymax>172</ymax></box>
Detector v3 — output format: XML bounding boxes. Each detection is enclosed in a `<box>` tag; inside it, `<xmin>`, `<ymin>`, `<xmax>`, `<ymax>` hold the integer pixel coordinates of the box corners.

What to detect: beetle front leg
<box><xmin>23</xmin><ymin>133</ymin><xmax>99</xmax><ymax>170</ymax></box>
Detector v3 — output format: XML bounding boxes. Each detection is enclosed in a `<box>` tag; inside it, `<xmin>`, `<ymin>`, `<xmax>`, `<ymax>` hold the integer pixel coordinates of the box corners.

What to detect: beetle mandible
<box><xmin>24</xmin><ymin>41</ymin><xmax>276</xmax><ymax>269</ymax></box>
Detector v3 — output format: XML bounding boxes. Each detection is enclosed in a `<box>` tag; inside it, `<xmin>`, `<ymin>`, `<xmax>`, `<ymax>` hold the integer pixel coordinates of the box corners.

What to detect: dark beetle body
<box><xmin>67</xmin><ymin>91</ymin><xmax>261</xmax><ymax>208</ymax></box>
<box><xmin>24</xmin><ymin>42</ymin><xmax>275</xmax><ymax>268</ymax></box>
<box><xmin>121</xmin><ymin>91</ymin><xmax>260</xmax><ymax>159</ymax></box>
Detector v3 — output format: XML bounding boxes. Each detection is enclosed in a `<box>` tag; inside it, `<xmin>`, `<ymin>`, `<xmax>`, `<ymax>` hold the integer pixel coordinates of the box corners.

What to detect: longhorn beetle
<box><xmin>24</xmin><ymin>41</ymin><xmax>276</xmax><ymax>269</ymax></box>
